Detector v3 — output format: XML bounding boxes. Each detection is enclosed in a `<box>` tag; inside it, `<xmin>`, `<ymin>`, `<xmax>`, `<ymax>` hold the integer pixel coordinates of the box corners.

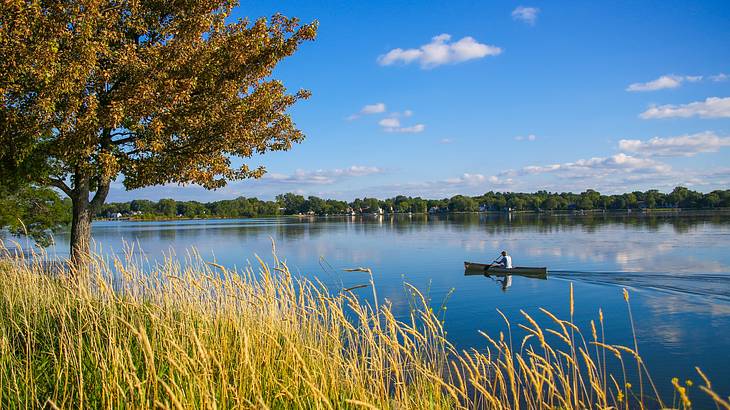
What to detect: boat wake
<box><xmin>549</xmin><ymin>270</ymin><xmax>730</xmax><ymax>301</ymax></box>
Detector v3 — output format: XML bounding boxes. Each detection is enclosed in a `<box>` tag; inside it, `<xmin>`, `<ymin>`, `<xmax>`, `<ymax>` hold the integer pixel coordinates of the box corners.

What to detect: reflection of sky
<box><xmin>47</xmin><ymin>214</ymin><xmax>730</xmax><ymax>401</ymax></box>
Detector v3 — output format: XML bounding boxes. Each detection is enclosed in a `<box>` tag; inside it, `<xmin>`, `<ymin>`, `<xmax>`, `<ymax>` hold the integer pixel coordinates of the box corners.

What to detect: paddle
<box><xmin>488</xmin><ymin>256</ymin><xmax>502</xmax><ymax>267</ymax></box>
<box><xmin>484</xmin><ymin>256</ymin><xmax>502</xmax><ymax>275</ymax></box>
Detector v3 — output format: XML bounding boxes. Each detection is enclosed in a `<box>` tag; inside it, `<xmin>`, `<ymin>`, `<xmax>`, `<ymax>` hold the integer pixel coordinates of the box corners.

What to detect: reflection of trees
<box><xmin>158</xmin><ymin>228</ymin><xmax>177</xmax><ymax>242</ymax></box>
<box><xmin>433</xmin><ymin>212</ymin><xmax>729</xmax><ymax>236</ymax></box>
<box><xmin>301</xmin><ymin>213</ymin><xmax>729</xmax><ymax>237</ymax></box>
<box><xmin>273</xmin><ymin>222</ymin><xmax>311</xmax><ymax>241</ymax></box>
<box><xmin>59</xmin><ymin>213</ymin><xmax>730</xmax><ymax>251</ymax></box>
<box><xmin>668</xmin><ymin>218</ymin><xmax>694</xmax><ymax>234</ymax></box>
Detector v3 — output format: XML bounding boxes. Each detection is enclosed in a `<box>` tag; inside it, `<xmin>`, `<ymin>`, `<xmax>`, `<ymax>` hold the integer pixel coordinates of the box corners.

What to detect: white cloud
<box><xmin>362</xmin><ymin>172</ymin><xmax>513</xmax><ymax>198</ymax></box>
<box><xmin>265</xmin><ymin>166</ymin><xmax>384</xmax><ymax>185</ymax></box>
<box><xmin>511</xmin><ymin>6</ymin><xmax>539</xmax><ymax>25</ymax></box>
<box><xmin>445</xmin><ymin>173</ymin><xmax>512</xmax><ymax>186</ymax></box>
<box><xmin>502</xmin><ymin>153</ymin><xmax>671</xmax><ymax>177</ymax></box>
<box><xmin>629</xmin><ymin>76</ymin><xmax>681</xmax><ymax>92</ymax></box>
<box><xmin>626</xmin><ymin>75</ymin><xmax>702</xmax><ymax>92</ymax></box>
<box><xmin>333</xmin><ymin>160</ymin><xmax>730</xmax><ymax>199</ymax></box>
<box><xmin>439</xmin><ymin>138</ymin><xmax>454</xmax><ymax>144</ymax></box>
<box><xmin>710</xmin><ymin>73</ymin><xmax>728</xmax><ymax>82</ymax></box>
<box><xmin>515</xmin><ymin>134</ymin><xmax>536</xmax><ymax>141</ymax></box>
<box><xmin>378</xmin><ymin>114</ymin><xmax>425</xmax><ymax>133</ymax></box>
<box><xmin>377</xmin><ymin>34</ymin><xmax>501</xmax><ymax>69</ymax></box>
<box><xmin>347</xmin><ymin>102</ymin><xmax>387</xmax><ymax>120</ymax></box>
<box><xmin>381</xmin><ymin>109</ymin><xmax>414</xmax><ymax>119</ymax></box>
<box><xmin>361</xmin><ymin>103</ymin><xmax>386</xmax><ymax>114</ymax></box>
<box><xmin>380</xmin><ymin>123</ymin><xmax>425</xmax><ymax>133</ymax></box>
<box><xmin>602</xmin><ymin>153</ymin><xmax>671</xmax><ymax>171</ymax></box>
<box><xmin>378</xmin><ymin>117</ymin><xmax>400</xmax><ymax>128</ymax></box>
<box><xmin>703</xmin><ymin>167</ymin><xmax>730</xmax><ymax>178</ymax></box>
<box><xmin>618</xmin><ymin>131</ymin><xmax>730</xmax><ymax>157</ymax></box>
<box><xmin>388</xmin><ymin>109</ymin><xmax>413</xmax><ymax>118</ymax></box>
<box><xmin>393</xmin><ymin>124</ymin><xmax>425</xmax><ymax>133</ymax></box>
<box><xmin>639</xmin><ymin>97</ymin><xmax>730</xmax><ymax>119</ymax></box>
<box><xmin>338</xmin><ymin>166</ymin><xmax>384</xmax><ymax>177</ymax></box>
<box><xmin>485</xmin><ymin>152</ymin><xmax>695</xmax><ymax>194</ymax></box>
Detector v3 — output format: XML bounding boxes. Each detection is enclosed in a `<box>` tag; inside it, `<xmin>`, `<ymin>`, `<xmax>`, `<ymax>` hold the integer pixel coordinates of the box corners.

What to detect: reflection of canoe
<box><xmin>464</xmin><ymin>262</ymin><xmax>548</xmax><ymax>279</ymax></box>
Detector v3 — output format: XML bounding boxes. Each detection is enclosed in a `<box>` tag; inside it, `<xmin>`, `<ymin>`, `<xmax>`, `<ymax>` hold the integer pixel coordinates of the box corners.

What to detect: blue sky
<box><xmin>110</xmin><ymin>0</ymin><xmax>730</xmax><ymax>201</ymax></box>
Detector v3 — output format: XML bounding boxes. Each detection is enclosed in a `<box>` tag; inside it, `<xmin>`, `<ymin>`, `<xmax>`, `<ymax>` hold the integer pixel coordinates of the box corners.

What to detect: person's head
<box><xmin>501</xmin><ymin>250</ymin><xmax>507</xmax><ymax>256</ymax></box>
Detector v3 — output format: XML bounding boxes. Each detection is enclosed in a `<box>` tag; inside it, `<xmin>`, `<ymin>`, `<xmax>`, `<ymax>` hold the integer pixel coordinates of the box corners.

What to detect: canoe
<box><xmin>464</xmin><ymin>262</ymin><xmax>548</xmax><ymax>279</ymax></box>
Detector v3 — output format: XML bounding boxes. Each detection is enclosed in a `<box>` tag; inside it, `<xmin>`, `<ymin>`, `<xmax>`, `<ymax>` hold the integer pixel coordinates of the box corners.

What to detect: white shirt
<box><xmin>497</xmin><ymin>255</ymin><xmax>513</xmax><ymax>269</ymax></box>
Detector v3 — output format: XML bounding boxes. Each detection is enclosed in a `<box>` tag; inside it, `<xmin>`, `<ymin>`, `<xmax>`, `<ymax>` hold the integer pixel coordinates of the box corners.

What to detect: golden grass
<box><xmin>0</xmin><ymin>244</ymin><xmax>727</xmax><ymax>409</ymax></box>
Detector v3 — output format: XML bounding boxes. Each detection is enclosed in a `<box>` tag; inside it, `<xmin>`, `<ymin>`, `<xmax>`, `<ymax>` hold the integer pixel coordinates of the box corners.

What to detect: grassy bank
<box><xmin>0</xmin><ymin>248</ymin><xmax>727</xmax><ymax>409</ymax></box>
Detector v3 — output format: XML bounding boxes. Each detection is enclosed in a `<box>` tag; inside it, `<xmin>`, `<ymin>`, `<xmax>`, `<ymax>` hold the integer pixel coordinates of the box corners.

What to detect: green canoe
<box><xmin>464</xmin><ymin>262</ymin><xmax>548</xmax><ymax>279</ymax></box>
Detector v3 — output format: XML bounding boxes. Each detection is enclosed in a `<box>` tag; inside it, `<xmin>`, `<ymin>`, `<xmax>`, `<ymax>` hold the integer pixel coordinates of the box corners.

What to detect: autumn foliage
<box><xmin>0</xmin><ymin>0</ymin><xmax>317</xmax><ymax>260</ymax></box>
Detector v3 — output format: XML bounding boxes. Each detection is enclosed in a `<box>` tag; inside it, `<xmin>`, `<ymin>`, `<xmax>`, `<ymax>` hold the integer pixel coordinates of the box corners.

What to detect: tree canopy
<box><xmin>1</xmin><ymin>0</ymin><xmax>317</xmax><ymax>260</ymax></box>
<box><xmin>0</xmin><ymin>184</ymin><xmax>71</xmax><ymax>247</ymax></box>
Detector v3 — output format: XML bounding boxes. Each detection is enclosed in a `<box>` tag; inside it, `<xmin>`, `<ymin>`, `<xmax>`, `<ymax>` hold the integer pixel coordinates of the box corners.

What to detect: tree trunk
<box><xmin>68</xmin><ymin>171</ymin><xmax>111</xmax><ymax>266</ymax></box>
<box><xmin>70</xmin><ymin>178</ymin><xmax>92</xmax><ymax>266</ymax></box>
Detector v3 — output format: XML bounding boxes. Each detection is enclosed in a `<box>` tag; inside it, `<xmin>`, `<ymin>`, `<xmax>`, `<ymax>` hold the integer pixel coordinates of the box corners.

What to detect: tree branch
<box><xmin>90</xmin><ymin>128</ymin><xmax>114</xmax><ymax>213</ymax></box>
<box><xmin>89</xmin><ymin>177</ymin><xmax>111</xmax><ymax>214</ymax></box>
<box><xmin>49</xmin><ymin>178</ymin><xmax>73</xmax><ymax>197</ymax></box>
<box><xmin>110</xmin><ymin>130</ymin><xmax>135</xmax><ymax>137</ymax></box>
<box><xmin>111</xmin><ymin>135</ymin><xmax>138</xmax><ymax>145</ymax></box>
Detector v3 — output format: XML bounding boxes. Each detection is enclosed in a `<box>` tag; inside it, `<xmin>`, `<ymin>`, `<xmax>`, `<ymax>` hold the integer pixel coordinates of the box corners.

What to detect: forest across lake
<box><xmin>94</xmin><ymin>186</ymin><xmax>730</xmax><ymax>219</ymax></box>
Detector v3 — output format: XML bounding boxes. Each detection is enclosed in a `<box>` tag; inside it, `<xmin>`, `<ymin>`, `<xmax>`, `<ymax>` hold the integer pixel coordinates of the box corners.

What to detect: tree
<box><xmin>543</xmin><ymin>197</ymin><xmax>558</xmax><ymax>211</ymax></box>
<box><xmin>156</xmin><ymin>199</ymin><xmax>177</xmax><ymax>217</ymax></box>
<box><xmin>529</xmin><ymin>196</ymin><xmax>543</xmax><ymax>211</ymax></box>
<box><xmin>255</xmin><ymin>199</ymin><xmax>281</xmax><ymax>216</ymax></box>
<box><xmin>1</xmin><ymin>1</ymin><xmax>317</xmax><ymax>262</ymax></box>
<box><xmin>326</xmin><ymin>199</ymin><xmax>348</xmax><ymax>214</ymax></box>
<box><xmin>177</xmin><ymin>201</ymin><xmax>206</xmax><ymax>218</ymax></box>
<box><xmin>307</xmin><ymin>196</ymin><xmax>325</xmax><ymax>215</ymax></box>
<box><xmin>492</xmin><ymin>196</ymin><xmax>507</xmax><ymax>210</ymax></box>
<box><xmin>277</xmin><ymin>193</ymin><xmax>306</xmax><ymax>214</ymax></box>
<box><xmin>669</xmin><ymin>187</ymin><xmax>689</xmax><ymax>208</ymax></box>
<box><xmin>362</xmin><ymin>197</ymin><xmax>381</xmax><ymax>212</ymax></box>
<box><xmin>507</xmin><ymin>197</ymin><xmax>526</xmax><ymax>211</ymax></box>
<box><xmin>580</xmin><ymin>190</ymin><xmax>600</xmax><ymax>208</ymax></box>
<box><xmin>130</xmin><ymin>199</ymin><xmax>155</xmax><ymax>214</ymax></box>
<box><xmin>410</xmin><ymin>197</ymin><xmax>427</xmax><ymax>213</ymax></box>
<box><xmin>0</xmin><ymin>184</ymin><xmax>71</xmax><ymax>246</ymax></box>
<box><xmin>577</xmin><ymin>197</ymin><xmax>593</xmax><ymax>210</ymax></box>
<box><xmin>350</xmin><ymin>198</ymin><xmax>365</xmax><ymax>213</ymax></box>
<box><xmin>448</xmin><ymin>195</ymin><xmax>477</xmax><ymax>212</ymax></box>
<box><xmin>704</xmin><ymin>192</ymin><xmax>721</xmax><ymax>208</ymax></box>
<box><xmin>392</xmin><ymin>195</ymin><xmax>410</xmax><ymax>213</ymax></box>
<box><xmin>624</xmin><ymin>193</ymin><xmax>638</xmax><ymax>209</ymax></box>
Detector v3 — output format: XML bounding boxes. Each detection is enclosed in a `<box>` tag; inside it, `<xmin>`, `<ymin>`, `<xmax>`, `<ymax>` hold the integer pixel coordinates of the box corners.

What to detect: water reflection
<box><xmin>465</xmin><ymin>269</ymin><xmax>549</xmax><ymax>293</ymax></box>
<box><xmin>496</xmin><ymin>275</ymin><xmax>512</xmax><ymax>291</ymax></box>
<box><xmin>49</xmin><ymin>213</ymin><xmax>730</xmax><ymax>284</ymax></box>
<box><xmin>42</xmin><ymin>212</ymin><xmax>730</xmax><ymax>401</ymax></box>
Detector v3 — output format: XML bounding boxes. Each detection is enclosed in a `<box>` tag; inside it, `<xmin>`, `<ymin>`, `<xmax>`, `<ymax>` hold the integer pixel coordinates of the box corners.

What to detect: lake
<box><xmin>44</xmin><ymin>212</ymin><xmax>730</xmax><ymax>403</ymax></box>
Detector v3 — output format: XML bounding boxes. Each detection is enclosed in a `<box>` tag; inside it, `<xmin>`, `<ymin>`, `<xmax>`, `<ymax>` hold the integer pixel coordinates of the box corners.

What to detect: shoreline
<box><xmin>94</xmin><ymin>207</ymin><xmax>730</xmax><ymax>222</ymax></box>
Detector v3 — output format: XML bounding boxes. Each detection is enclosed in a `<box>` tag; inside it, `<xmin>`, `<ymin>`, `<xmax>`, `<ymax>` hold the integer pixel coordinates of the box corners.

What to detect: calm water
<box><xmin>46</xmin><ymin>213</ymin><xmax>730</xmax><ymax>402</ymax></box>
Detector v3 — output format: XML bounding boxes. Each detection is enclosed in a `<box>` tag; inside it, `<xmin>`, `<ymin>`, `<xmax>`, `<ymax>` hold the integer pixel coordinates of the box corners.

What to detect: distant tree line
<box><xmin>2</xmin><ymin>185</ymin><xmax>730</xmax><ymax>246</ymax></box>
<box><xmin>95</xmin><ymin>187</ymin><xmax>730</xmax><ymax>219</ymax></box>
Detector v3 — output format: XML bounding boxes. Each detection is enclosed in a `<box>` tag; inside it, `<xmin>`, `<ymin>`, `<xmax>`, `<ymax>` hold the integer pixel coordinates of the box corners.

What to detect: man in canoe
<box><xmin>493</xmin><ymin>250</ymin><xmax>512</xmax><ymax>269</ymax></box>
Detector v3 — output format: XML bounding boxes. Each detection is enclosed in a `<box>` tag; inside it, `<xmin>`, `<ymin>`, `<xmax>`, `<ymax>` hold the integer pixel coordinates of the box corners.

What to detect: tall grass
<box><xmin>0</xmin><ymin>244</ymin><xmax>727</xmax><ymax>409</ymax></box>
